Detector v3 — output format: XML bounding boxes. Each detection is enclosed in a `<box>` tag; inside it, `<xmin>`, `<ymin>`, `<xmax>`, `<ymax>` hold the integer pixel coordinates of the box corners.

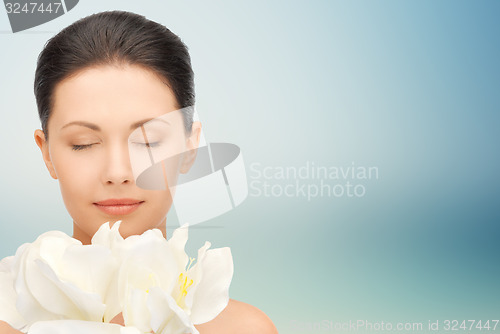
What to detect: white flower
<box><xmin>0</xmin><ymin>256</ymin><xmax>25</xmax><ymax>330</ymax></box>
<box><xmin>0</xmin><ymin>221</ymin><xmax>234</xmax><ymax>334</ymax></box>
<box><xmin>28</xmin><ymin>320</ymin><xmax>142</xmax><ymax>334</ymax></box>
<box><xmin>9</xmin><ymin>230</ymin><xmax>118</xmax><ymax>331</ymax></box>
<box><xmin>94</xmin><ymin>222</ymin><xmax>234</xmax><ymax>334</ymax></box>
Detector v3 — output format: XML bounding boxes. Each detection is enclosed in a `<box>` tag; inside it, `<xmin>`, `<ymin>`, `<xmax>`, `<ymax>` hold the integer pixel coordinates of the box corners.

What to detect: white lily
<box><xmin>0</xmin><ymin>256</ymin><xmax>26</xmax><ymax>330</ymax></box>
<box><xmin>166</xmin><ymin>227</ymin><xmax>234</xmax><ymax>325</ymax></box>
<box><xmin>1</xmin><ymin>222</ymin><xmax>234</xmax><ymax>334</ymax></box>
<box><xmin>94</xmin><ymin>222</ymin><xmax>233</xmax><ymax>334</ymax></box>
<box><xmin>28</xmin><ymin>320</ymin><xmax>142</xmax><ymax>334</ymax></box>
<box><xmin>10</xmin><ymin>230</ymin><xmax>118</xmax><ymax>331</ymax></box>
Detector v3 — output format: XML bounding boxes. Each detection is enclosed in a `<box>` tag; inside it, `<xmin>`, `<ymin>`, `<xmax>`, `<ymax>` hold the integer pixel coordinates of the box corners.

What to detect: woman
<box><xmin>0</xmin><ymin>10</ymin><xmax>277</xmax><ymax>334</ymax></box>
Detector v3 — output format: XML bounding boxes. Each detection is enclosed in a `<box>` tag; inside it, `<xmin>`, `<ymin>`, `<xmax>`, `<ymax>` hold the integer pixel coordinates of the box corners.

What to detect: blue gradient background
<box><xmin>1</xmin><ymin>1</ymin><xmax>499</xmax><ymax>333</ymax></box>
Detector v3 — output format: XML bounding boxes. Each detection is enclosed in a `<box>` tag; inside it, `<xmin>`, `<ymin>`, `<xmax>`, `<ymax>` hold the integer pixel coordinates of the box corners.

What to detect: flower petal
<box><xmin>168</xmin><ymin>225</ymin><xmax>189</xmax><ymax>272</ymax></box>
<box><xmin>123</xmin><ymin>288</ymin><xmax>150</xmax><ymax>333</ymax></box>
<box><xmin>58</xmin><ymin>244</ymin><xmax>117</xmax><ymax>299</ymax></box>
<box><xmin>187</xmin><ymin>247</ymin><xmax>233</xmax><ymax>324</ymax></box>
<box><xmin>13</xmin><ymin>231</ymin><xmax>109</xmax><ymax>324</ymax></box>
<box><xmin>28</xmin><ymin>320</ymin><xmax>142</xmax><ymax>334</ymax></box>
<box><xmin>32</xmin><ymin>258</ymin><xmax>105</xmax><ymax>321</ymax></box>
<box><xmin>91</xmin><ymin>222</ymin><xmax>124</xmax><ymax>249</ymax></box>
<box><xmin>147</xmin><ymin>287</ymin><xmax>199</xmax><ymax>334</ymax></box>
<box><xmin>0</xmin><ymin>256</ymin><xmax>26</xmax><ymax>330</ymax></box>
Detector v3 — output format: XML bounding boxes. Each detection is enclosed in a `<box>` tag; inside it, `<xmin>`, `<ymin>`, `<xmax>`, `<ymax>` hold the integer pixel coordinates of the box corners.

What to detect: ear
<box><xmin>34</xmin><ymin>129</ymin><xmax>58</xmax><ymax>180</ymax></box>
<box><xmin>180</xmin><ymin>121</ymin><xmax>202</xmax><ymax>174</ymax></box>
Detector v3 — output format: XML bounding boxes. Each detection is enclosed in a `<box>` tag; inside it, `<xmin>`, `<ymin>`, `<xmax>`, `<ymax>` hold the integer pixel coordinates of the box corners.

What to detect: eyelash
<box><xmin>72</xmin><ymin>142</ymin><xmax>160</xmax><ymax>151</ymax></box>
<box><xmin>133</xmin><ymin>142</ymin><xmax>160</xmax><ymax>148</ymax></box>
<box><xmin>72</xmin><ymin>144</ymin><xmax>95</xmax><ymax>151</ymax></box>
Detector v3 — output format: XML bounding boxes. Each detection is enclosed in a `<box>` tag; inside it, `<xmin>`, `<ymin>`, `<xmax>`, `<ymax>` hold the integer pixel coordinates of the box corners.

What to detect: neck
<box><xmin>72</xmin><ymin>223</ymin><xmax>92</xmax><ymax>245</ymax></box>
<box><xmin>156</xmin><ymin>217</ymin><xmax>167</xmax><ymax>238</ymax></box>
<box><xmin>72</xmin><ymin>217</ymin><xmax>168</xmax><ymax>245</ymax></box>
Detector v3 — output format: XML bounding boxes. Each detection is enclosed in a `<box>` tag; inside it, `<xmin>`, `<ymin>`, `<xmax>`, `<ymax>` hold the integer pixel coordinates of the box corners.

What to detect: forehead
<box><xmin>50</xmin><ymin>64</ymin><xmax>179</xmax><ymax>129</ymax></box>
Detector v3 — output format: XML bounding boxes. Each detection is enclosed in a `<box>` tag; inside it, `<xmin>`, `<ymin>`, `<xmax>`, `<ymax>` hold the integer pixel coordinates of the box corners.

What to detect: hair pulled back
<box><xmin>34</xmin><ymin>10</ymin><xmax>195</xmax><ymax>140</ymax></box>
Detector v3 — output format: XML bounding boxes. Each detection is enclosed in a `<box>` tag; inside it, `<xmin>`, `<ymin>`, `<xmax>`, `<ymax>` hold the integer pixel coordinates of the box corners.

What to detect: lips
<box><xmin>93</xmin><ymin>198</ymin><xmax>144</xmax><ymax>215</ymax></box>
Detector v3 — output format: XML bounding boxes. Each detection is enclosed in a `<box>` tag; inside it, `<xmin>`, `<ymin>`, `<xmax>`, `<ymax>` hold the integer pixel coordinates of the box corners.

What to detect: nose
<box><xmin>102</xmin><ymin>141</ymin><xmax>134</xmax><ymax>185</ymax></box>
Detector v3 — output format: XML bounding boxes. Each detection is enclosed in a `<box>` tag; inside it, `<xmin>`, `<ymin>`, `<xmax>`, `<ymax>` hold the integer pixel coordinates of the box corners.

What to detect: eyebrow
<box><xmin>61</xmin><ymin>118</ymin><xmax>171</xmax><ymax>131</ymax></box>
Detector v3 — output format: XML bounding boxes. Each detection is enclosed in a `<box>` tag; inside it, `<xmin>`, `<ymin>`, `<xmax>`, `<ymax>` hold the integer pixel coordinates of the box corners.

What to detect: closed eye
<box><xmin>133</xmin><ymin>142</ymin><xmax>161</xmax><ymax>148</ymax></box>
<box><xmin>72</xmin><ymin>144</ymin><xmax>95</xmax><ymax>151</ymax></box>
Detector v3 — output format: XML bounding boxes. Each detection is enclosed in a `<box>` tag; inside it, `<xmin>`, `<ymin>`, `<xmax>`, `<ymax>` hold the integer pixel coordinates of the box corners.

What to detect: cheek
<box><xmin>163</xmin><ymin>155</ymin><xmax>182</xmax><ymax>188</ymax></box>
<box><xmin>52</xmin><ymin>151</ymin><xmax>98</xmax><ymax>203</ymax></box>
<box><xmin>147</xmin><ymin>188</ymin><xmax>173</xmax><ymax>212</ymax></box>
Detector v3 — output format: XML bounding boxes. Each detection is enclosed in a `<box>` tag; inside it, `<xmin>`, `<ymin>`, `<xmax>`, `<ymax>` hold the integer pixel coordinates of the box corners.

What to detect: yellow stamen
<box><xmin>146</xmin><ymin>272</ymin><xmax>157</xmax><ymax>294</ymax></box>
<box><xmin>176</xmin><ymin>272</ymin><xmax>194</xmax><ymax>306</ymax></box>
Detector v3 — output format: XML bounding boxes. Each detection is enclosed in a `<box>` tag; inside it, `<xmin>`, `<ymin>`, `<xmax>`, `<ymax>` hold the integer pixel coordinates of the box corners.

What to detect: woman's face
<box><xmin>34</xmin><ymin>64</ymin><xmax>201</xmax><ymax>244</ymax></box>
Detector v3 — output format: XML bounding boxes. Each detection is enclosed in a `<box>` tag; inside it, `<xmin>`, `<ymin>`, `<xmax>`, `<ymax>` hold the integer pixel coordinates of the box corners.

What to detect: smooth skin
<box><xmin>0</xmin><ymin>64</ymin><xmax>277</xmax><ymax>333</ymax></box>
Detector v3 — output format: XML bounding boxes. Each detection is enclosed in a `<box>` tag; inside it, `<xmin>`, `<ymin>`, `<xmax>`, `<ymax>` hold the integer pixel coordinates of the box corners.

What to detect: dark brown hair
<box><xmin>34</xmin><ymin>10</ymin><xmax>195</xmax><ymax>140</ymax></box>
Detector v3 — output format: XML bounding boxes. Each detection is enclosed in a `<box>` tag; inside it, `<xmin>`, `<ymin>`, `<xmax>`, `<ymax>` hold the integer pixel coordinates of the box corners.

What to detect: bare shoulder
<box><xmin>0</xmin><ymin>321</ymin><xmax>23</xmax><ymax>334</ymax></box>
<box><xmin>194</xmin><ymin>299</ymin><xmax>278</xmax><ymax>334</ymax></box>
